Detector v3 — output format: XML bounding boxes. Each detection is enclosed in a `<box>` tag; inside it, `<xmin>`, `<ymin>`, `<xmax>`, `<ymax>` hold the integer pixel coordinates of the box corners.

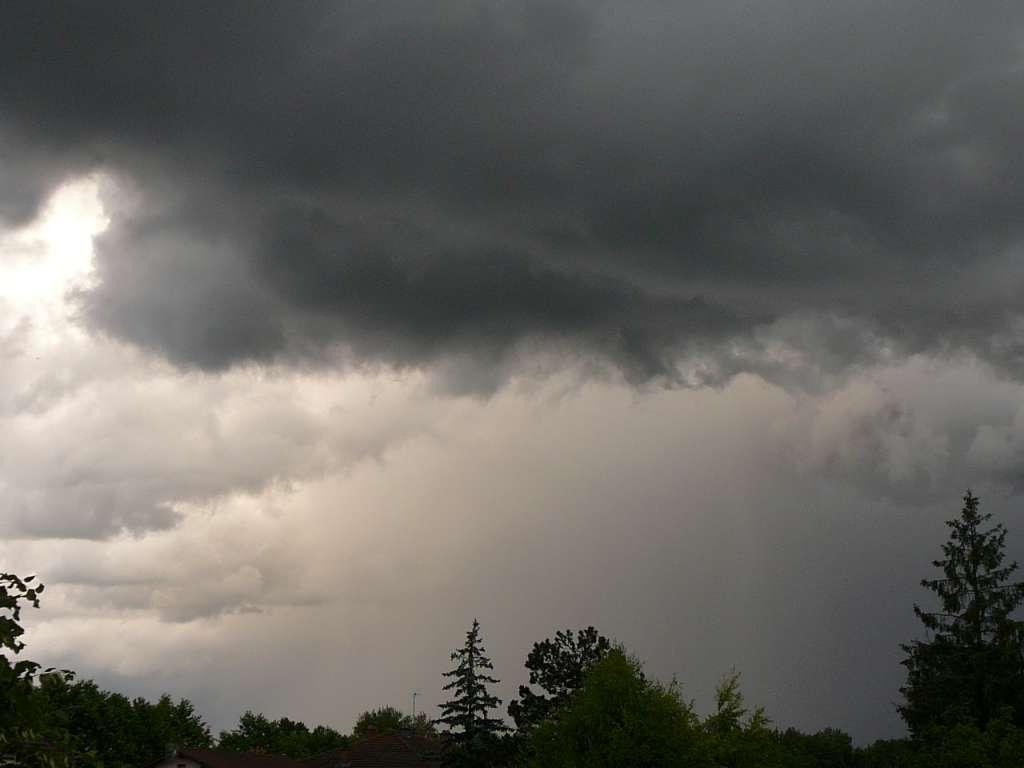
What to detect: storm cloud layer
<box><xmin>3</xmin><ymin>1</ymin><xmax>1024</xmax><ymax>386</ymax></box>
<box><xmin>4</xmin><ymin>0</ymin><xmax>1024</xmax><ymax>747</ymax></box>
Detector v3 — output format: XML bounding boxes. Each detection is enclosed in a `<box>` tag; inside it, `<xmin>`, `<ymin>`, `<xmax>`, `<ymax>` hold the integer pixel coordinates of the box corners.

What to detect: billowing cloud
<box><xmin>8</xmin><ymin>347</ymin><xmax>1024</xmax><ymax>742</ymax></box>
<box><xmin>4</xmin><ymin>3</ymin><xmax>1024</xmax><ymax>749</ymax></box>
<box><xmin>1</xmin><ymin>2</ymin><xmax>1023</xmax><ymax>387</ymax></box>
<box><xmin>0</xmin><ymin>179</ymin><xmax>438</xmax><ymax>539</ymax></box>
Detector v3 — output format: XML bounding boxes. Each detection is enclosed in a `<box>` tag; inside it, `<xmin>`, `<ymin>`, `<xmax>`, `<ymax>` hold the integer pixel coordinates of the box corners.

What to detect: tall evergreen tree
<box><xmin>437</xmin><ymin>619</ymin><xmax>506</xmax><ymax>766</ymax></box>
<box><xmin>900</xmin><ymin>491</ymin><xmax>1024</xmax><ymax>734</ymax></box>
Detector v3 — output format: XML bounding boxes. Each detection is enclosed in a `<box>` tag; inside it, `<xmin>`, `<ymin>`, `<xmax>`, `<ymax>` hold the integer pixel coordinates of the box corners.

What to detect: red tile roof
<box><xmin>301</xmin><ymin>747</ymin><xmax>351</xmax><ymax>768</ymax></box>
<box><xmin>304</xmin><ymin>733</ymin><xmax>441</xmax><ymax>768</ymax></box>
<box><xmin>176</xmin><ymin>748</ymin><xmax>305</xmax><ymax>768</ymax></box>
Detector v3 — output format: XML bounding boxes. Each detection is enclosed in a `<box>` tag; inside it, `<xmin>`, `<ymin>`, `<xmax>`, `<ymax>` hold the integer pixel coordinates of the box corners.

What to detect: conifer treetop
<box><xmin>437</xmin><ymin>619</ymin><xmax>507</xmax><ymax>746</ymax></box>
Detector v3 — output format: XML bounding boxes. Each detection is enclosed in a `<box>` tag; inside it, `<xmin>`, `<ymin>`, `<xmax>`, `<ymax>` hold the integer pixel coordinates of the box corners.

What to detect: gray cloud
<box><xmin>3</xmin><ymin>186</ymin><xmax>1022</xmax><ymax>734</ymax></box>
<box><xmin>7</xmin><ymin>362</ymin><xmax>1023</xmax><ymax>743</ymax></box>
<box><xmin>6</xmin><ymin>1</ymin><xmax>1024</xmax><ymax>750</ymax></box>
<box><xmin>0</xmin><ymin>265</ymin><xmax>439</xmax><ymax>539</ymax></box>
<box><xmin>80</xmin><ymin>188</ymin><xmax>752</xmax><ymax>383</ymax></box>
<box><xmin>2</xmin><ymin>2</ymin><xmax>1023</xmax><ymax>387</ymax></box>
<box><xmin>0</xmin><ymin>128</ymin><xmax>82</xmax><ymax>226</ymax></box>
<box><xmin>0</xmin><ymin>364</ymin><xmax>436</xmax><ymax>538</ymax></box>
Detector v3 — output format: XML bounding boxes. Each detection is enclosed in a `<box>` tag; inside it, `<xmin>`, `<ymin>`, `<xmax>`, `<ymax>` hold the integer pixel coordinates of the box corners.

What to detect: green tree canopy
<box><xmin>900</xmin><ymin>491</ymin><xmax>1024</xmax><ymax>734</ymax></box>
<box><xmin>777</xmin><ymin>727</ymin><xmax>857</xmax><ymax>768</ymax></box>
<box><xmin>0</xmin><ymin>572</ymin><xmax>74</xmax><ymax>768</ymax></box>
<box><xmin>351</xmin><ymin>706</ymin><xmax>437</xmax><ymax>740</ymax></box>
<box><xmin>507</xmin><ymin>625</ymin><xmax>611</xmax><ymax>732</ymax></box>
<box><xmin>521</xmin><ymin>647</ymin><xmax>707</xmax><ymax>768</ymax></box>
<box><xmin>34</xmin><ymin>676</ymin><xmax>211</xmax><ymax>767</ymax></box>
<box><xmin>701</xmin><ymin>670</ymin><xmax>784</xmax><ymax>768</ymax></box>
<box><xmin>351</xmin><ymin>706</ymin><xmax>437</xmax><ymax>738</ymax></box>
<box><xmin>353</xmin><ymin>705</ymin><xmax>409</xmax><ymax>737</ymax></box>
<box><xmin>908</xmin><ymin>715</ymin><xmax>1024</xmax><ymax>768</ymax></box>
<box><xmin>218</xmin><ymin>711</ymin><xmax>347</xmax><ymax>759</ymax></box>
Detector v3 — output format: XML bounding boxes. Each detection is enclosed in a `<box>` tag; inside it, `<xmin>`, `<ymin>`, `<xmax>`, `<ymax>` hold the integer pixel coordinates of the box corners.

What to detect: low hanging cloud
<box><xmin>1</xmin><ymin>2</ymin><xmax>1023</xmax><ymax>389</ymax></box>
<box><xmin>6</xmin><ymin>355</ymin><xmax>1024</xmax><ymax>742</ymax></box>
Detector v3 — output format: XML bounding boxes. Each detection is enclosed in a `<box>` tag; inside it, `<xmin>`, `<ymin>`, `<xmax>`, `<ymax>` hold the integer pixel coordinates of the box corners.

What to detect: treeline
<box><xmin>22</xmin><ymin>677</ymin><xmax>213</xmax><ymax>766</ymax></box>
<box><xmin>438</xmin><ymin>621</ymin><xmax>874</xmax><ymax>767</ymax></box>
<box><xmin>3</xmin><ymin>491</ymin><xmax>1024</xmax><ymax>767</ymax></box>
<box><xmin>215</xmin><ymin>706</ymin><xmax>434</xmax><ymax>756</ymax></box>
<box><xmin>432</xmin><ymin>490</ymin><xmax>1024</xmax><ymax>767</ymax></box>
<box><xmin>1</xmin><ymin>668</ymin><xmax>436</xmax><ymax>767</ymax></box>
<box><xmin>439</xmin><ymin>626</ymin><xmax>1024</xmax><ymax>767</ymax></box>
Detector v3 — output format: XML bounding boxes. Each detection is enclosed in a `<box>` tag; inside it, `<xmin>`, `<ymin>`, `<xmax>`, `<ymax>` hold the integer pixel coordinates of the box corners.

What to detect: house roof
<box><xmin>174</xmin><ymin>747</ymin><xmax>306</xmax><ymax>768</ymax></box>
<box><xmin>304</xmin><ymin>733</ymin><xmax>441</xmax><ymax>768</ymax></box>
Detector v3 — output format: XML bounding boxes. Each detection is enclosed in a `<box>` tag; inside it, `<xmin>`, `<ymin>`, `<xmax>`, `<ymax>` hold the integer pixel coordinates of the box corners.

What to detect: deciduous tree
<box><xmin>0</xmin><ymin>573</ymin><xmax>73</xmax><ymax>768</ymax></box>
<box><xmin>353</xmin><ymin>706</ymin><xmax>417</xmax><ymax>738</ymax></box>
<box><xmin>508</xmin><ymin>625</ymin><xmax>610</xmax><ymax>731</ymax></box>
<box><xmin>521</xmin><ymin>647</ymin><xmax>706</xmax><ymax>768</ymax></box>
<box><xmin>218</xmin><ymin>711</ymin><xmax>346</xmax><ymax>758</ymax></box>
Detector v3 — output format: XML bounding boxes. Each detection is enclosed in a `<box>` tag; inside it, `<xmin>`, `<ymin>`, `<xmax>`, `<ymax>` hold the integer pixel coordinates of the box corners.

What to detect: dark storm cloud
<box><xmin>2</xmin><ymin>1</ymin><xmax>1024</xmax><ymax>385</ymax></box>
<box><xmin>0</xmin><ymin>126</ymin><xmax>90</xmax><ymax>225</ymax></box>
<box><xmin>81</xmin><ymin>190</ymin><xmax>751</xmax><ymax>382</ymax></box>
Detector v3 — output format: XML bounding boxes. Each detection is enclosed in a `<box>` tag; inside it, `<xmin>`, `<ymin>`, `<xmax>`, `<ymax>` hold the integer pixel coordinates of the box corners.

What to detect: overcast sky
<box><xmin>2</xmin><ymin>1</ymin><xmax>1024</xmax><ymax>744</ymax></box>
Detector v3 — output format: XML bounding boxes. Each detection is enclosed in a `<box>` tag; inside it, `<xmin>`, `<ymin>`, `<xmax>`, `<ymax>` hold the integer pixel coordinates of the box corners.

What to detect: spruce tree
<box><xmin>900</xmin><ymin>491</ymin><xmax>1024</xmax><ymax>734</ymax></box>
<box><xmin>438</xmin><ymin>619</ymin><xmax>507</xmax><ymax>766</ymax></box>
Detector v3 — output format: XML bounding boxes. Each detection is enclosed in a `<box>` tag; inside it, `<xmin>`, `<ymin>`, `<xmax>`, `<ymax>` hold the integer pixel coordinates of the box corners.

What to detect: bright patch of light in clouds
<box><xmin>0</xmin><ymin>176</ymin><xmax>106</xmax><ymax>321</ymax></box>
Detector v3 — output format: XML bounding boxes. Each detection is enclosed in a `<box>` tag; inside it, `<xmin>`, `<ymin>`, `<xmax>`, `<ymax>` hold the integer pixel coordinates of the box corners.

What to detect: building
<box><xmin>303</xmin><ymin>730</ymin><xmax>442</xmax><ymax>768</ymax></box>
<box><xmin>149</xmin><ymin>731</ymin><xmax>442</xmax><ymax>768</ymax></box>
<box><xmin>148</xmin><ymin>748</ymin><xmax>304</xmax><ymax>768</ymax></box>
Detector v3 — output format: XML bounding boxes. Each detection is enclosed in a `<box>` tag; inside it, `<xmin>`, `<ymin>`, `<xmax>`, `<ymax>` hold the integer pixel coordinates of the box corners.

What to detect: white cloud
<box><xmin>0</xmin><ymin>180</ymin><xmax>439</xmax><ymax>537</ymax></box>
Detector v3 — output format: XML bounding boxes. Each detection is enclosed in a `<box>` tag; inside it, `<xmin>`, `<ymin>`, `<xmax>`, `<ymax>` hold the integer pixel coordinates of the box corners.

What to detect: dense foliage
<box><xmin>217</xmin><ymin>711</ymin><xmax>347</xmax><ymax>758</ymax></box>
<box><xmin>34</xmin><ymin>676</ymin><xmax>212</xmax><ymax>767</ymax></box>
<box><xmin>1</xmin><ymin>573</ymin><xmax>73</xmax><ymax>767</ymax></box>
<box><xmin>507</xmin><ymin>625</ymin><xmax>610</xmax><ymax>732</ymax></box>
<box><xmin>352</xmin><ymin>706</ymin><xmax>408</xmax><ymax>738</ymax></box>
<box><xmin>517</xmin><ymin>653</ymin><xmax>857</xmax><ymax>768</ymax></box>
<box><xmin>520</xmin><ymin>648</ymin><xmax>706</xmax><ymax>768</ymax></box>
<box><xmin>352</xmin><ymin>706</ymin><xmax>436</xmax><ymax>738</ymax></box>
